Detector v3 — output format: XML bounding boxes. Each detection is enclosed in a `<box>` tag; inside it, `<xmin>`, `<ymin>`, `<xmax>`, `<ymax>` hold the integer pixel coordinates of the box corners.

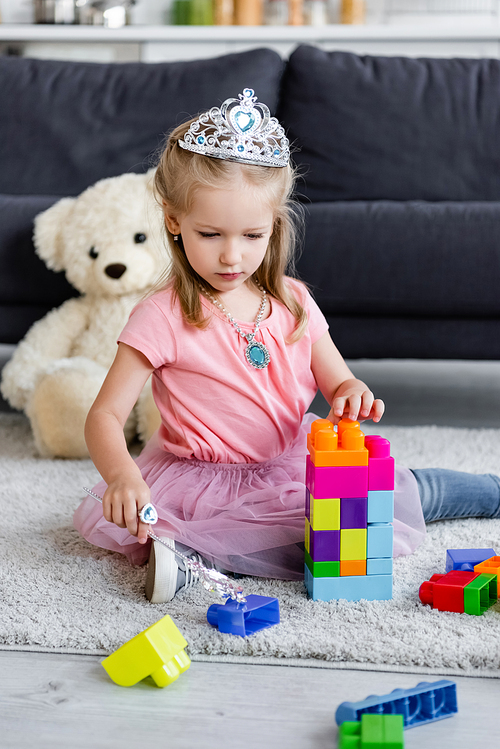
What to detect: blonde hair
<box><xmin>152</xmin><ymin>117</ymin><xmax>308</xmax><ymax>342</ymax></box>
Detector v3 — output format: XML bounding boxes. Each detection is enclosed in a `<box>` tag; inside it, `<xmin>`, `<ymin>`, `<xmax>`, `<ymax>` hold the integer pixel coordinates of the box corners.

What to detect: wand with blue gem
<box><xmin>83</xmin><ymin>486</ymin><xmax>246</xmax><ymax>603</ymax></box>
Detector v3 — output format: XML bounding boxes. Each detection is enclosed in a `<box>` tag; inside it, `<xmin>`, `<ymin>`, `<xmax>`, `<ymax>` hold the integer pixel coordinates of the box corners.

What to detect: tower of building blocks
<box><xmin>101</xmin><ymin>615</ymin><xmax>191</xmax><ymax>687</ymax></box>
<box><xmin>305</xmin><ymin>418</ymin><xmax>394</xmax><ymax>602</ymax></box>
<box><xmin>419</xmin><ymin>570</ymin><xmax>497</xmax><ymax>615</ymax></box>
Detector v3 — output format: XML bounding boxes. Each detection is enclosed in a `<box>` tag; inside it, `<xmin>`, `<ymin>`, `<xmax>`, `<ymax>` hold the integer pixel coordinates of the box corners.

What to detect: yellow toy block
<box><xmin>310</xmin><ymin>495</ymin><xmax>340</xmax><ymax>530</ymax></box>
<box><xmin>340</xmin><ymin>529</ymin><xmax>367</xmax><ymax>561</ymax></box>
<box><xmin>307</xmin><ymin>418</ymin><xmax>368</xmax><ymax>467</ymax></box>
<box><xmin>474</xmin><ymin>556</ymin><xmax>500</xmax><ymax>597</ymax></box>
<box><xmin>102</xmin><ymin>615</ymin><xmax>191</xmax><ymax>688</ymax></box>
<box><xmin>305</xmin><ymin>517</ymin><xmax>311</xmax><ymax>553</ymax></box>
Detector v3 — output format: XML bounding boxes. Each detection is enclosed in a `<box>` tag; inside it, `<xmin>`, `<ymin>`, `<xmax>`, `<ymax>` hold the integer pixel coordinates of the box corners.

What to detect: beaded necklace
<box><xmin>199</xmin><ymin>283</ymin><xmax>270</xmax><ymax>369</ymax></box>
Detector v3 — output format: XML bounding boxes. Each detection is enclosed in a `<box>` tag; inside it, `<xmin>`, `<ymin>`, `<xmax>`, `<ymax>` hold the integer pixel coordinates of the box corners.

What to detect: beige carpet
<box><xmin>0</xmin><ymin>413</ymin><xmax>499</xmax><ymax>677</ymax></box>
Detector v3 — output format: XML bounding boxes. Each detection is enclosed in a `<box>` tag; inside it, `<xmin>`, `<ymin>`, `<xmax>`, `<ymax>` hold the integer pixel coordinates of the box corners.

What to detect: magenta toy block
<box><xmin>305</xmin><ymin>487</ymin><xmax>310</xmax><ymax>520</ymax></box>
<box><xmin>367</xmin><ymin>491</ymin><xmax>394</xmax><ymax>523</ymax></box>
<box><xmin>305</xmin><ymin>565</ymin><xmax>392</xmax><ymax>601</ymax></box>
<box><xmin>367</xmin><ymin>524</ymin><xmax>393</xmax><ymax>558</ymax></box>
<box><xmin>365</xmin><ymin>436</ymin><xmax>395</xmax><ymax>491</ymax></box>
<box><xmin>445</xmin><ymin>548</ymin><xmax>496</xmax><ymax>572</ymax></box>
<box><xmin>309</xmin><ymin>528</ymin><xmax>340</xmax><ymax>562</ymax></box>
<box><xmin>207</xmin><ymin>595</ymin><xmax>280</xmax><ymax>637</ymax></box>
<box><xmin>340</xmin><ymin>497</ymin><xmax>367</xmax><ymax>529</ymax></box>
<box><xmin>367</xmin><ymin>557</ymin><xmax>393</xmax><ymax>575</ymax></box>
<box><xmin>306</xmin><ymin>456</ymin><xmax>368</xmax><ymax>499</ymax></box>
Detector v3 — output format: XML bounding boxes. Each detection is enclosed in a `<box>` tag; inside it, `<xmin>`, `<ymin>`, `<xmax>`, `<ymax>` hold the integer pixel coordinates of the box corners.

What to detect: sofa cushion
<box><xmin>297</xmin><ymin>201</ymin><xmax>500</xmax><ymax>318</ymax></box>
<box><xmin>279</xmin><ymin>45</ymin><xmax>500</xmax><ymax>202</ymax></box>
<box><xmin>0</xmin><ymin>194</ymin><xmax>78</xmax><ymax>343</ymax></box>
<box><xmin>0</xmin><ymin>48</ymin><xmax>284</xmax><ymax>197</ymax></box>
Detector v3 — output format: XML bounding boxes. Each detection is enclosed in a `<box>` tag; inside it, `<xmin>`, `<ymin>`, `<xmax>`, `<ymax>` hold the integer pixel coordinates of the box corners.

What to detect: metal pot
<box><xmin>34</xmin><ymin>0</ymin><xmax>77</xmax><ymax>24</ymax></box>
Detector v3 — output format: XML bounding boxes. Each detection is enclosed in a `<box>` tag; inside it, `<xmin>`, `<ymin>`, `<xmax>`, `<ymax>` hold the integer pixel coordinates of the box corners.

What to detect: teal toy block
<box><xmin>338</xmin><ymin>714</ymin><xmax>404</xmax><ymax>749</ymax></box>
<box><xmin>305</xmin><ymin>565</ymin><xmax>392</xmax><ymax>601</ymax></box>
<box><xmin>367</xmin><ymin>524</ymin><xmax>393</xmax><ymax>559</ymax></box>
<box><xmin>367</xmin><ymin>491</ymin><xmax>394</xmax><ymax>524</ymax></box>
<box><xmin>367</xmin><ymin>557</ymin><xmax>393</xmax><ymax>575</ymax></box>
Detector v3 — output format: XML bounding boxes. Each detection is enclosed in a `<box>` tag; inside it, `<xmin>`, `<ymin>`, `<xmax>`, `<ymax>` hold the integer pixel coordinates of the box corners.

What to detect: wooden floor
<box><xmin>1</xmin><ymin>651</ymin><xmax>499</xmax><ymax>749</ymax></box>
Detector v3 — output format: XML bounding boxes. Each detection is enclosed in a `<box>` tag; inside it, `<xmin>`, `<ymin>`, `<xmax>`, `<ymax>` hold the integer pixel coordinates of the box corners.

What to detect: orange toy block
<box><xmin>340</xmin><ymin>560</ymin><xmax>367</xmax><ymax>576</ymax></box>
<box><xmin>474</xmin><ymin>556</ymin><xmax>500</xmax><ymax>597</ymax></box>
<box><xmin>307</xmin><ymin>418</ymin><xmax>369</xmax><ymax>467</ymax></box>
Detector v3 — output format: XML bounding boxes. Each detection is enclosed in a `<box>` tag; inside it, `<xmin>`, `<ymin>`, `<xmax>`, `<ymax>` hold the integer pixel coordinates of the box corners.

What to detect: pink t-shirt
<box><xmin>118</xmin><ymin>278</ymin><xmax>329</xmax><ymax>463</ymax></box>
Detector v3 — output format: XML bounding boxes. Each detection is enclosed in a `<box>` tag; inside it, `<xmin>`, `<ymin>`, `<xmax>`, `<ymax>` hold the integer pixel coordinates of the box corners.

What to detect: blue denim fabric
<box><xmin>411</xmin><ymin>468</ymin><xmax>500</xmax><ymax>523</ymax></box>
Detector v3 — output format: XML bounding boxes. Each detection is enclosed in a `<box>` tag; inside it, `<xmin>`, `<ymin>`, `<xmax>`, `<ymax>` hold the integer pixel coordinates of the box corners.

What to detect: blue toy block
<box><xmin>445</xmin><ymin>548</ymin><xmax>496</xmax><ymax>572</ymax></box>
<box><xmin>305</xmin><ymin>565</ymin><xmax>392</xmax><ymax>601</ymax></box>
<box><xmin>367</xmin><ymin>557</ymin><xmax>393</xmax><ymax>575</ymax></box>
<box><xmin>367</xmin><ymin>524</ymin><xmax>393</xmax><ymax>559</ymax></box>
<box><xmin>367</xmin><ymin>491</ymin><xmax>394</xmax><ymax>523</ymax></box>
<box><xmin>335</xmin><ymin>680</ymin><xmax>458</xmax><ymax>729</ymax></box>
<box><xmin>207</xmin><ymin>594</ymin><xmax>279</xmax><ymax>637</ymax></box>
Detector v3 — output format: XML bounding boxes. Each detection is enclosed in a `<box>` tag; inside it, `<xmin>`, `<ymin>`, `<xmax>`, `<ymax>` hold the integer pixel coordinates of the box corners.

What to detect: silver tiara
<box><xmin>178</xmin><ymin>88</ymin><xmax>289</xmax><ymax>168</ymax></box>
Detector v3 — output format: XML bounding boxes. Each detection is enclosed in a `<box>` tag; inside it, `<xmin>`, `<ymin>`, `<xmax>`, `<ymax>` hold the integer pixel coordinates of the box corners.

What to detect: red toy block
<box><xmin>306</xmin><ymin>456</ymin><xmax>368</xmax><ymax>499</ymax></box>
<box><xmin>365</xmin><ymin>436</ymin><xmax>395</xmax><ymax>491</ymax></box>
<box><xmin>419</xmin><ymin>570</ymin><xmax>479</xmax><ymax>613</ymax></box>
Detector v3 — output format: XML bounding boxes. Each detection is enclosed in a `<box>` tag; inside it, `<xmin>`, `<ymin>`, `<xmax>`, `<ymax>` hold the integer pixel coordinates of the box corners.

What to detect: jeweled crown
<box><xmin>178</xmin><ymin>88</ymin><xmax>290</xmax><ymax>168</ymax></box>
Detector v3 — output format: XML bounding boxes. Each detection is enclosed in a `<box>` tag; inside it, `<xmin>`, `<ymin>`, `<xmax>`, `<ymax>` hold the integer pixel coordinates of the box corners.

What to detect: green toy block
<box><xmin>102</xmin><ymin>615</ymin><xmax>190</xmax><ymax>688</ymax></box>
<box><xmin>463</xmin><ymin>573</ymin><xmax>497</xmax><ymax>615</ymax></box>
<box><xmin>305</xmin><ymin>551</ymin><xmax>340</xmax><ymax>577</ymax></box>
<box><xmin>338</xmin><ymin>714</ymin><xmax>404</xmax><ymax>749</ymax></box>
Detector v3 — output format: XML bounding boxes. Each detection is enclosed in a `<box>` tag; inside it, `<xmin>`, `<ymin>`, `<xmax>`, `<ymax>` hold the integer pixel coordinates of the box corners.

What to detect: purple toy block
<box><xmin>306</xmin><ymin>456</ymin><xmax>368</xmax><ymax>499</ymax></box>
<box><xmin>340</xmin><ymin>497</ymin><xmax>368</xmax><ymax>529</ymax></box>
<box><xmin>309</xmin><ymin>528</ymin><xmax>340</xmax><ymax>562</ymax></box>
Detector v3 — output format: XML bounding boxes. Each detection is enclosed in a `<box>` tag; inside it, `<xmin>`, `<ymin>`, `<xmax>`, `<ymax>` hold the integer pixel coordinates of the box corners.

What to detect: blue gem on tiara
<box><xmin>178</xmin><ymin>89</ymin><xmax>289</xmax><ymax>168</ymax></box>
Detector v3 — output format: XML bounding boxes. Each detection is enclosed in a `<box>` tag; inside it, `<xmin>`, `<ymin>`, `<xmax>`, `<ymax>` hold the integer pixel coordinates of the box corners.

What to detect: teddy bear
<box><xmin>0</xmin><ymin>171</ymin><xmax>167</xmax><ymax>459</ymax></box>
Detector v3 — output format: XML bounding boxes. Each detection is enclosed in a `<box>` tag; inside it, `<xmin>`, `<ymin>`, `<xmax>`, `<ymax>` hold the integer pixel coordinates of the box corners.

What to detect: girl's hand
<box><xmin>102</xmin><ymin>473</ymin><xmax>152</xmax><ymax>545</ymax></box>
<box><xmin>328</xmin><ymin>380</ymin><xmax>385</xmax><ymax>427</ymax></box>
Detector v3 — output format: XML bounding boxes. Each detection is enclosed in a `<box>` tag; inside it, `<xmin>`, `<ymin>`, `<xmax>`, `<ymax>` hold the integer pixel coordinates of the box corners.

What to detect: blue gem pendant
<box><xmin>245</xmin><ymin>339</ymin><xmax>270</xmax><ymax>369</ymax></box>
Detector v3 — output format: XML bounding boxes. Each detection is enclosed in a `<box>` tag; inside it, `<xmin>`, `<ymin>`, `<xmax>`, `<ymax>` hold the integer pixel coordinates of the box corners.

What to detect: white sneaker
<box><xmin>145</xmin><ymin>537</ymin><xmax>204</xmax><ymax>604</ymax></box>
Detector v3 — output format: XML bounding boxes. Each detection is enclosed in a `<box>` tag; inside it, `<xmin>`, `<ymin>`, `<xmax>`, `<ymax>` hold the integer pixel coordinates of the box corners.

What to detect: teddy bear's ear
<box><xmin>33</xmin><ymin>197</ymin><xmax>76</xmax><ymax>272</ymax></box>
<box><xmin>145</xmin><ymin>167</ymin><xmax>157</xmax><ymax>195</ymax></box>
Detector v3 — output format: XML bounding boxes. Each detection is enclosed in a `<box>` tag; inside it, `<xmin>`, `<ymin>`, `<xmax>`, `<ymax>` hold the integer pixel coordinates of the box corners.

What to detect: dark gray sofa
<box><xmin>2</xmin><ymin>43</ymin><xmax>500</xmax><ymax>373</ymax></box>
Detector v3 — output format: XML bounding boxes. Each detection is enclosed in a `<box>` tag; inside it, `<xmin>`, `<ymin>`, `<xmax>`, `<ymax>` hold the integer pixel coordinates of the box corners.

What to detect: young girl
<box><xmin>74</xmin><ymin>89</ymin><xmax>500</xmax><ymax>603</ymax></box>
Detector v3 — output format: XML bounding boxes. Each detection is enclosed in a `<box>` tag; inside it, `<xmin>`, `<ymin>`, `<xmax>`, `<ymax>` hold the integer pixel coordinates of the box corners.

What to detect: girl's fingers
<box><xmin>124</xmin><ymin>502</ymin><xmax>139</xmax><ymax>536</ymax></box>
<box><xmin>137</xmin><ymin>521</ymin><xmax>150</xmax><ymax>544</ymax></box>
<box><xmin>332</xmin><ymin>396</ymin><xmax>347</xmax><ymax>418</ymax></box>
<box><xmin>372</xmin><ymin>398</ymin><xmax>385</xmax><ymax>422</ymax></box>
<box><xmin>359</xmin><ymin>391</ymin><xmax>375</xmax><ymax>419</ymax></box>
<box><xmin>346</xmin><ymin>394</ymin><xmax>362</xmax><ymax>422</ymax></box>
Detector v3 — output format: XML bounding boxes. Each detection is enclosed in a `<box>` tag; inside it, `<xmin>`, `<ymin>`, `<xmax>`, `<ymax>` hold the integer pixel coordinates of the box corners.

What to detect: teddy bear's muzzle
<box><xmin>105</xmin><ymin>263</ymin><xmax>127</xmax><ymax>279</ymax></box>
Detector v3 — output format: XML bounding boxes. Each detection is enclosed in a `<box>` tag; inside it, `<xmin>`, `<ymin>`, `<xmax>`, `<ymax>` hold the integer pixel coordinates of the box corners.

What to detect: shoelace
<box><xmin>178</xmin><ymin>551</ymin><xmax>204</xmax><ymax>594</ymax></box>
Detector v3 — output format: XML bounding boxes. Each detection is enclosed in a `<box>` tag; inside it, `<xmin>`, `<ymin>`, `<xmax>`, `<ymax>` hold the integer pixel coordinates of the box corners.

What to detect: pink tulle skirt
<box><xmin>73</xmin><ymin>414</ymin><xmax>426</xmax><ymax>579</ymax></box>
